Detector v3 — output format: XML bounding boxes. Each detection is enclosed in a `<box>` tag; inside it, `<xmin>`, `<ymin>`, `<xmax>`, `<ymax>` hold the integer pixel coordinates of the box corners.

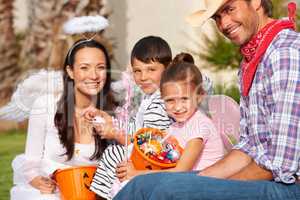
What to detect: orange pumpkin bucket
<box><xmin>53</xmin><ymin>166</ymin><xmax>96</xmax><ymax>200</ymax></box>
<box><xmin>130</xmin><ymin>127</ymin><xmax>183</xmax><ymax>170</ymax></box>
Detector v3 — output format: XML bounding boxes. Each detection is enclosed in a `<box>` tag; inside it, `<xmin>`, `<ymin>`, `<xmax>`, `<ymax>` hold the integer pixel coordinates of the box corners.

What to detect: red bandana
<box><xmin>240</xmin><ymin>2</ymin><xmax>296</xmax><ymax>97</ymax></box>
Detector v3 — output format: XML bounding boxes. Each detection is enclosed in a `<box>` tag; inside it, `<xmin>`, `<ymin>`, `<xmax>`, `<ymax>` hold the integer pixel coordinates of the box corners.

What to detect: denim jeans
<box><xmin>113</xmin><ymin>172</ymin><xmax>300</xmax><ymax>200</ymax></box>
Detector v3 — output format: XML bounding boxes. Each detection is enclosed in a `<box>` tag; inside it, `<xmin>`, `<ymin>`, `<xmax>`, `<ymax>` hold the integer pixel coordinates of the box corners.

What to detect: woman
<box><xmin>10</xmin><ymin>39</ymin><xmax>116</xmax><ymax>200</ymax></box>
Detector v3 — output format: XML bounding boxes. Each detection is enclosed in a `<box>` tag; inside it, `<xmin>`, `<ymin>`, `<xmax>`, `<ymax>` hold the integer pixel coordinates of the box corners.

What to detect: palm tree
<box><xmin>20</xmin><ymin>0</ymin><xmax>111</xmax><ymax>70</ymax></box>
<box><xmin>0</xmin><ymin>0</ymin><xmax>20</xmax><ymax>100</ymax></box>
<box><xmin>19</xmin><ymin>0</ymin><xmax>77</xmax><ymax>70</ymax></box>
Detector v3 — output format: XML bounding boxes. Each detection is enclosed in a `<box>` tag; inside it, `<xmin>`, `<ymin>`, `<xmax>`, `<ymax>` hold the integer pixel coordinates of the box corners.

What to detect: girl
<box><xmin>116</xmin><ymin>53</ymin><xmax>225</xmax><ymax>181</ymax></box>
<box><xmin>10</xmin><ymin>39</ymin><xmax>115</xmax><ymax>200</ymax></box>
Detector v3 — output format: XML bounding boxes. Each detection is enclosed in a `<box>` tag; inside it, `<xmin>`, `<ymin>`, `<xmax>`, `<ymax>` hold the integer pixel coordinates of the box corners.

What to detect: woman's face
<box><xmin>67</xmin><ymin>47</ymin><xmax>107</xmax><ymax>97</ymax></box>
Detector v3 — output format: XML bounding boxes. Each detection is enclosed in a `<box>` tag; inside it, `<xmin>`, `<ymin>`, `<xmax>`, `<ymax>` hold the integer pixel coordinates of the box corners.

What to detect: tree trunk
<box><xmin>20</xmin><ymin>0</ymin><xmax>112</xmax><ymax>70</ymax></box>
<box><xmin>0</xmin><ymin>0</ymin><xmax>20</xmax><ymax>101</ymax></box>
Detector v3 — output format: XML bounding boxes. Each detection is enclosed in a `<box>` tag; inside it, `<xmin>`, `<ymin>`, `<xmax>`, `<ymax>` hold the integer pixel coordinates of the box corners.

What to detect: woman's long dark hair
<box><xmin>54</xmin><ymin>39</ymin><xmax>115</xmax><ymax>161</ymax></box>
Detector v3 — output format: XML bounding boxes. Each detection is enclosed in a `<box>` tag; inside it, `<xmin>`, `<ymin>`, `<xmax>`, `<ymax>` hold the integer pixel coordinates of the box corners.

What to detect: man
<box><xmin>114</xmin><ymin>0</ymin><xmax>300</xmax><ymax>199</ymax></box>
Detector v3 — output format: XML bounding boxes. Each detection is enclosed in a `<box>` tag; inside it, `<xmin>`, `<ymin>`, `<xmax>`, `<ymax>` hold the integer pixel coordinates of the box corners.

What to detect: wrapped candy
<box><xmin>136</xmin><ymin>131</ymin><xmax>182</xmax><ymax>164</ymax></box>
<box><xmin>166</xmin><ymin>150</ymin><xmax>180</xmax><ymax>162</ymax></box>
<box><xmin>92</xmin><ymin>116</ymin><xmax>105</xmax><ymax>124</ymax></box>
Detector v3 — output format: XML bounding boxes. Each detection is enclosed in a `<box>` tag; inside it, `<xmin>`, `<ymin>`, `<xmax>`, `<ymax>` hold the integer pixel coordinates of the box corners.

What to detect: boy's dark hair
<box><xmin>160</xmin><ymin>52</ymin><xmax>205</xmax><ymax>95</ymax></box>
<box><xmin>130</xmin><ymin>36</ymin><xmax>172</xmax><ymax>67</ymax></box>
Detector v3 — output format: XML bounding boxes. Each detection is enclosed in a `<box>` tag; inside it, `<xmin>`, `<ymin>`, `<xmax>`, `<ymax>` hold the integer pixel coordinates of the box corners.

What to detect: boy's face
<box><xmin>132</xmin><ymin>58</ymin><xmax>165</xmax><ymax>95</ymax></box>
<box><xmin>162</xmin><ymin>81</ymin><xmax>201</xmax><ymax>123</ymax></box>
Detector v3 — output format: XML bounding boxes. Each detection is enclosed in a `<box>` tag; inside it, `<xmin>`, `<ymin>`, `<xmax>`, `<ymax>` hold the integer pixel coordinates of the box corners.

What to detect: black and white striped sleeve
<box><xmin>90</xmin><ymin>144</ymin><xmax>125</xmax><ymax>200</ymax></box>
<box><xmin>143</xmin><ymin>98</ymin><xmax>171</xmax><ymax>131</ymax></box>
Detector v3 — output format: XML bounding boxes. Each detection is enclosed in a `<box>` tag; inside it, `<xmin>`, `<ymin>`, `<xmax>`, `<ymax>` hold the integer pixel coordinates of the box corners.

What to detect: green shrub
<box><xmin>213</xmin><ymin>84</ymin><xmax>240</xmax><ymax>103</ymax></box>
<box><xmin>0</xmin><ymin>130</ymin><xmax>26</xmax><ymax>199</ymax></box>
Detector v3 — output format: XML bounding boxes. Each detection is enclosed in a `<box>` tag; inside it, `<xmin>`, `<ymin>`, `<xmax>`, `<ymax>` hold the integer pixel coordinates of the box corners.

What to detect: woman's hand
<box><xmin>29</xmin><ymin>176</ymin><xmax>56</xmax><ymax>194</ymax></box>
<box><xmin>116</xmin><ymin>160</ymin><xmax>138</xmax><ymax>182</ymax></box>
<box><xmin>84</xmin><ymin>108</ymin><xmax>118</xmax><ymax>140</ymax></box>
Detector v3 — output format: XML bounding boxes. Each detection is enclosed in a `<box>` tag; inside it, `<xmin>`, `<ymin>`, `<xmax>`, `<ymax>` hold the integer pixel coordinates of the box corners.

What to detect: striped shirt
<box><xmin>90</xmin><ymin>144</ymin><xmax>125</xmax><ymax>199</ymax></box>
<box><xmin>134</xmin><ymin>90</ymin><xmax>171</xmax><ymax>131</ymax></box>
<box><xmin>234</xmin><ymin>29</ymin><xmax>300</xmax><ymax>184</ymax></box>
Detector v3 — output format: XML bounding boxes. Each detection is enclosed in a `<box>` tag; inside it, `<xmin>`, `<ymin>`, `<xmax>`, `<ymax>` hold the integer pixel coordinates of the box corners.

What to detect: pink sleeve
<box><xmin>185</xmin><ymin>117</ymin><xmax>217</xmax><ymax>143</ymax></box>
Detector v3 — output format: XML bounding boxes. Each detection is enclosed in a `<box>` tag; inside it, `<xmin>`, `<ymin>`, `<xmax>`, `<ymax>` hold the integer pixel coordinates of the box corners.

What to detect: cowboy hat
<box><xmin>186</xmin><ymin>0</ymin><xmax>228</xmax><ymax>27</ymax></box>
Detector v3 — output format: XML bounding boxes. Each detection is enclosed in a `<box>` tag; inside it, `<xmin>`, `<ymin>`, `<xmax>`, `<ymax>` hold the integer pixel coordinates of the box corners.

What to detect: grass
<box><xmin>0</xmin><ymin>130</ymin><xmax>26</xmax><ymax>200</ymax></box>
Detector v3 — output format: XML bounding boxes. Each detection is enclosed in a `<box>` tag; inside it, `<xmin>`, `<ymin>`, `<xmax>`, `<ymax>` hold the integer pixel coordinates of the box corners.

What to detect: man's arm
<box><xmin>199</xmin><ymin>150</ymin><xmax>252</xmax><ymax>179</ymax></box>
<box><xmin>229</xmin><ymin>161</ymin><xmax>273</xmax><ymax>180</ymax></box>
<box><xmin>200</xmin><ymin>150</ymin><xmax>272</xmax><ymax>180</ymax></box>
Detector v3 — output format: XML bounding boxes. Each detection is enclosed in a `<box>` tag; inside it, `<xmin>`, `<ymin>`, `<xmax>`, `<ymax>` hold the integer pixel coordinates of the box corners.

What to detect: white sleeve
<box><xmin>22</xmin><ymin>95</ymin><xmax>55</xmax><ymax>182</ymax></box>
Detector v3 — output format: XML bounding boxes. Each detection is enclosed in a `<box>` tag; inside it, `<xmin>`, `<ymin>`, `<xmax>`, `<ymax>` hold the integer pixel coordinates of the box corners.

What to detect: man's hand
<box><xmin>199</xmin><ymin>150</ymin><xmax>252</xmax><ymax>179</ymax></box>
<box><xmin>199</xmin><ymin>150</ymin><xmax>273</xmax><ymax>181</ymax></box>
<box><xmin>29</xmin><ymin>176</ymin><xmax>56</xmax><ymax>194</ymax></box>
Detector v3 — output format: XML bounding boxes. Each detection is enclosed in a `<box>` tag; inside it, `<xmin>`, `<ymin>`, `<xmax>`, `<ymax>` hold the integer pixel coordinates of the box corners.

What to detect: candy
<box><xmin>137</xmin><ymin>139</ymin><xmax>143</xmax><ymax>145</ymax></box>
<box><xmin>93</xmin><ymin>116</ymin><xmax>105</xmax><ymax>124</ymax></box>
<box><xmin>166</xmin><ymin>150</ymin><xmax>180</xmax><ymax>162</ymax></box>
<box><xmin>136</xmin><ymin>130</ymin><xmax>182</xmax><ymax>164</ymax></box>
<box><xmin>143</xmin><ymin>140</ymin><xmax>162</xmax><ymax>155</ymax></box>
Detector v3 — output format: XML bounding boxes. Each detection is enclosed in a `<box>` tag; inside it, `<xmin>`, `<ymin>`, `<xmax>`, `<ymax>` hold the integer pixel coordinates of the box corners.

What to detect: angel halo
<box><xmin>64</xmin><ymin>15</ymin><xmax>110</xmax><ymax>63</ymax></box>
<box><xmin>63</xmin><ymin>15</ymin><xmax>109</xmax><ymax>37</ymax></box>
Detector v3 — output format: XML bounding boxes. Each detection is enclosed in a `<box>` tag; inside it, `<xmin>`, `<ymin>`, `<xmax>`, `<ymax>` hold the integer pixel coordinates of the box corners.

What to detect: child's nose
<box><xmin>140</xmin><ymin>71</ymin><xmax>148</xmax><ymax>81</ymax></box>
<box><xmin>174</xmin><ymin>100</ymin><xmax>183</xmax><ymax>111</ymax></box>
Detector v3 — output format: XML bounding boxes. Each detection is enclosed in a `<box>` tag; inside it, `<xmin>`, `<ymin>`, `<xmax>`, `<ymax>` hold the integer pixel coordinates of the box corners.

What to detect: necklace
<box><xmin>73</xmin><ymin>116</ymin><xmax>93</xmax><ymax>156</ymax></box>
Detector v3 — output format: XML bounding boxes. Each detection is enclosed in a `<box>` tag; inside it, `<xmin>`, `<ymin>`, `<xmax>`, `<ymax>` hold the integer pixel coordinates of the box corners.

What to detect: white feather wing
<box><xmin>0</xmin><ymin>69</ymin><xmax>63</xmax><ymax>122</ymax></box>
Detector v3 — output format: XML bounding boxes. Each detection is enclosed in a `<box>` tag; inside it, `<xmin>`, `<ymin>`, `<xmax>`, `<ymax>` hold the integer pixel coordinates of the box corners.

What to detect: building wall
<box><xmin>105</xmin><ymin>0</ymin><xmax>208</xmax><ymax>67</ymax></box>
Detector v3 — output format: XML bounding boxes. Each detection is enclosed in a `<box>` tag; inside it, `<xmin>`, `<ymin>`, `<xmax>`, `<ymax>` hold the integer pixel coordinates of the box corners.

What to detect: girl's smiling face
<box><xmin>161</xmin><ymin>81</ymin><xmax>202</xmax><ymax>123</ymax></box>
<box><xmin>132</xmin><ymin>58</ymin><xmax>165</xmax><ymax>95</ymax></box>
<box><xmin>67</xmin><ymin>47</ymin><xmax>107</xmax><ymax>97</ymax></box>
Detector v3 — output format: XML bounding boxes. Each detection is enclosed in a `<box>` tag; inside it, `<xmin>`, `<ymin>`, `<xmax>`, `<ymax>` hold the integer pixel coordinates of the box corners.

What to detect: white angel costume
<box><xmin>11</xmin><ymin>95</ymin><xmax>100</xmax><ymax>200</ymax></box>
<box><xmin>0</xmin><ymin>70</ymin><xmax>99</xmax><ymax>200</ymax></box>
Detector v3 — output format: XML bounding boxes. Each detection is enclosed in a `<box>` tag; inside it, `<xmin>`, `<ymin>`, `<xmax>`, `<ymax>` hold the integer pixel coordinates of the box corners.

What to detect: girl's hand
<box><xmin>116</xmin><ymin>160</ymin><xmax>138</xmax><ymax>182</ymax></box>
<box><xmin>29</xmin><ymin>176</ymin><xmax>56</xmax><ymax>194</ymax></box>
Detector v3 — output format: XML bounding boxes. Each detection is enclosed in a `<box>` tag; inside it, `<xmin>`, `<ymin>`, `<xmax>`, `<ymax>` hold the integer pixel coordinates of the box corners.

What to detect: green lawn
<box><xmin>0</xmin><ymin>130</ymin><xmax>26</xmax><ymax>200</ymax></box>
